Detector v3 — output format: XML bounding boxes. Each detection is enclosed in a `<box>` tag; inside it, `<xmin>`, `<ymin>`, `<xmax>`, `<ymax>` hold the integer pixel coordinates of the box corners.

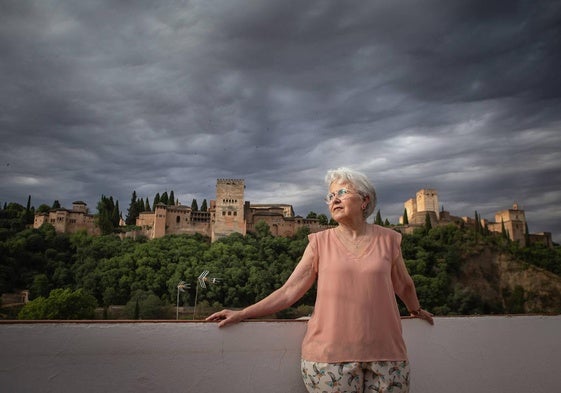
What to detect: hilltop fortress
<box><xmin>398</xmin><ymin>188</ymin><xmax>553</xmax><ymax>247</ymax></box>
<box><xmin>34</xmin><ymin>179</ymin><xmax>329</xmax><ymax>242</ymax></box>
<box><xmin>34</xmin><ymin>181</ymin><xmax>553</xmax><ymax>247</ymax></box>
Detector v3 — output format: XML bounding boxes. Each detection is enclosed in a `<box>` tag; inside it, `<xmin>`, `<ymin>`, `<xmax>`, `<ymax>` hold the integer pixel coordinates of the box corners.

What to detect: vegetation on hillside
<box><xmin>1</xmin><ymin>202</ymin><xmax>560</xmax><ymax>320</ymax></box>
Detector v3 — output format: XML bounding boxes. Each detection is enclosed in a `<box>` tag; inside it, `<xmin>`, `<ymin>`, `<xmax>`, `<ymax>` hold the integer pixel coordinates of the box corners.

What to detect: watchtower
<box><xmin>212</xmin><ymin>179</ymin><xmax>246</xmax><ymax>241</ymax></box>
<box><xmin>416</xmin><ymin>189</ymin><xmax>439</xmax><ymax>219</ymax></box>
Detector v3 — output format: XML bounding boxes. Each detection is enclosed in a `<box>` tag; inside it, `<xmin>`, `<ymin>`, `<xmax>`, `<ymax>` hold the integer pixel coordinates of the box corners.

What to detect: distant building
<box><xmin>33</xmin><ymin>201</ymin><xmax>100</xmax><ymax>236</ymax></box>
<box><xmin>33</xmin><ymin>184</ymin><xmax>553</xmax><ymax>246</ymax></box>
<box><xmin>401</xmin><ymin>188</ymin><xmax>440</xmax><ymax>227</ymax></box>
<box><xmin>132</xmin><ymin>179</ymin><xmax>329</xmax><ymax>241</ymax></box>
<box><xmin>399</xmin><ymin>190</ymin><xmax>552</xmax><ymax>247</ymax></box>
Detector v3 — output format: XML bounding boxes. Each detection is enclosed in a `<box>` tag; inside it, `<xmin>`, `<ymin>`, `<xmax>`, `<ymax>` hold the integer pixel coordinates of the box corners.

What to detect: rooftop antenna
<box><xmin>193</xmin><ymin>270</ymin><xmax>221</xmax><ymax>320</ymax></box>
<box><xmin>176</xmin><ymin>281</ymin><xmax>190</xmax><ymax>320</ymax></box>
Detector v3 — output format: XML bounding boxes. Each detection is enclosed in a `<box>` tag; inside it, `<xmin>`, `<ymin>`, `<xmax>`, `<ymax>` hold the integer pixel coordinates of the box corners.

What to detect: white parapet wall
<box><xmin>1</xmin><ymin>315</ymin><xmax>560</xmax><ymax>393</ymax></box>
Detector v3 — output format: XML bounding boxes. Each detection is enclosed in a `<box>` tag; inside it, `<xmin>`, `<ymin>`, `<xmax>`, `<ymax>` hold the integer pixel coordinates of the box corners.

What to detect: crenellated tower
<box><xmin>212</xmin><ymin>179</ymin><xmax>246</xmax><ymax>242</ymax></box>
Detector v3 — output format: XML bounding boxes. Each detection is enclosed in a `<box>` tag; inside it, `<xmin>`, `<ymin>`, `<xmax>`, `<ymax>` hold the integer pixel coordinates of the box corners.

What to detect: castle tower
<box><xmin>153</xmin><ymin>203</ymin><xmax>168</xmax><ymax>239</ymax></box>
<box><xmin>403</xmin><ymin>198</ymin><xmax>416</xmax><ymax>224</ymax></box>
<box><xmin>72</xmin><ymin>201</ymin><xmax>88</xmax><ymax>213</ymax></box>
<box><xmin>416</xmin><ymin>189</ymin><xmax>439</xmax><ymax>219</ymax></box>
<box><xmin>494</xmin><ymin>202</ymin><xmax>527</xmax><ymax>245</ymax></box>
<box><xmin>212</xmin><ymin>179</ymin><xmax>246</xmax><ymax>242</ymax></box>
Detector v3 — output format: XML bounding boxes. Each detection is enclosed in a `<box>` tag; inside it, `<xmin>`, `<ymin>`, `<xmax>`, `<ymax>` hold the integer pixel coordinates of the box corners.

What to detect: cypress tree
<box><xmin>424</xmin><ymin>212</ymin><xmax>432</xmax><ymax>232</ymax></box>
<box><xmin>474</xmin><ymin>210</ymin><xmax>479</xmax><ymax>243</ymax></box>
<box><xmin>501</xmin><ymin>218</ymin><xmax>509</xmax><ymax>240</ymax></box>
<box><xmin>160</xmin><ymin>192</ymin><xmax>169</xmax><ymax>205</ymax></box>
<box><xmin>125</xmin><ymin>191</ymin><xmax>139</xmax><ymax>225</ymax></box>
<box><xmin>375</xmin><ymin>210</ymin><xmax>383</xmax><ymax>225</ymax></box>
<box><xmin>403</xmin><ymin>208</ymin><xmax>409</xmax><ymax>225</ymax></box>
<box><xmin>191</xmin><ymin>198</ymin><xmax>198</xmax><ymax>211</ymax></box>
<box><xmin>169</xmin><ymin>191</ymin><xmax>175</xmax><ymax>206</ymax></box>
<box><xmin>97</xmin><ymin>195</ymin><xmax>114</xmax><ymax>234</ymax></box>
<box><xmin>112</xmin><ymin>199</ymin><xmax>120</xmax><ymax>227</ymax></box>
<box><xmin>145</xmin><ymin>198</ymin><xmax>151</xmax><ymax>212</ymax></box>
<box><xmin>153</xmin><ymin>193</ymin><xmax>160</xmax><ymax>208</ymax></box>
<box><xmin>201</xmin><ymin>199</ymin><xmax>208</xmax><ymax>212</ymax></box>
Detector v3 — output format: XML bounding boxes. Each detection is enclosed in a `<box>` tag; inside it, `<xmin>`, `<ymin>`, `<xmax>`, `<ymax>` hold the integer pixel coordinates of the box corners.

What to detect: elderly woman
<box><xmin>206</xmin><ymin>167</ymin><xmax>433</xmax><ymax>393</ymax></box>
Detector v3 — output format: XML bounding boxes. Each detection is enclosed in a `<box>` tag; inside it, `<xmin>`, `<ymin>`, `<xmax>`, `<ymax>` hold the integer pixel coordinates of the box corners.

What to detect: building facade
<box><xmin>33</xmin><ymin>201</ymin><xmax>100</xmax><ymax>236</ymax></box>
<box><xmin>131</xmin><ymin>179</ymin><xmax>328</xmax><ymax>241</ymax></box>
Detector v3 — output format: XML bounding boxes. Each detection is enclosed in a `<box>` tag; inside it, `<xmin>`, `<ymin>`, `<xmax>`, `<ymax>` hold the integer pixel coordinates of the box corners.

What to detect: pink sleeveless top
<box><xmin>301</xmin><ymin>225</ymin><xmax>410</xmax><ymax>362</ymax></box>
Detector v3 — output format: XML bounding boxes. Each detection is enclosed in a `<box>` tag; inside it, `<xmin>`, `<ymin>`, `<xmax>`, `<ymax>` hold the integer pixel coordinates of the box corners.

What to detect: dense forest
<box><xmin>1</xmin><ymin>199</ymin><xmax>560</xmax><ymax>320</ymax></box>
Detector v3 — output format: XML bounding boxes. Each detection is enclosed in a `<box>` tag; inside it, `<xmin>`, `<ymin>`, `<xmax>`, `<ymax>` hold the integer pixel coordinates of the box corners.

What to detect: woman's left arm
<box><xmin>391</xmin><ymin>252</ymin><xmax>434</xmax><ymax>325</ymax></box>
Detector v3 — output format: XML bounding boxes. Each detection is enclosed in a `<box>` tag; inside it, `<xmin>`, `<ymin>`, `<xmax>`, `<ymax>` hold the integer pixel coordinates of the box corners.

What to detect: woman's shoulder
<box><xmin>308</xmin><ymin>227</ymin><xmax>335</xmax><ymax>240</ymax></box>
<box><xmin>369</xmin><ymin>224</ymin><xmax>402</xmax><ymax>241</ymax></box>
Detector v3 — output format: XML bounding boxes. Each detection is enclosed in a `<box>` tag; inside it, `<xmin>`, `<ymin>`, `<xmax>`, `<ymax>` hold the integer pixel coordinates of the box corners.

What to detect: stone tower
<box><xmin>153</xmin><ymin>203</ymin><xmax>168</xmax><ymax>239</ymax></box>
<box><xmin>494</xmin><ymin>203</ymin><xmax>527</xmax><ymax>244</ymax></box>
<box><xmin>212</xmin><ymin>179</ymin><xmax>246</xmax><ymax>242</ymax></box>
<box><xmin>416</xmin><ymin>189</ymin><xmax>439</xmax><ymax>219</ymax></box>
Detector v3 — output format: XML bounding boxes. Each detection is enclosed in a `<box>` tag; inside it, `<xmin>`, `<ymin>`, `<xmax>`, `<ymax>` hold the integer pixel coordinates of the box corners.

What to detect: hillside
<box><xmin>457</xmin><ymin>248</ymin><xmax>561</xmax><ymax>314</ymax></box>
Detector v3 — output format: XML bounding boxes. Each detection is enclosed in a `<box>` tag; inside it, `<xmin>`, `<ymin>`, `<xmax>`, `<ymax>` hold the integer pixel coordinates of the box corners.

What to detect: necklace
<box><xmin>337</xmin><ymin>225</ymin><xmax>368</xmax><ymax>249</ymax></box>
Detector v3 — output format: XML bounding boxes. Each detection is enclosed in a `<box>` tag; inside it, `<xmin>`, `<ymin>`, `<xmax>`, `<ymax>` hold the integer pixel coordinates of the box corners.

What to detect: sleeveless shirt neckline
<box><xmin>331</xmin><ymin>225</ymin><xmax>376</xmax><ymax>259</ymax></box>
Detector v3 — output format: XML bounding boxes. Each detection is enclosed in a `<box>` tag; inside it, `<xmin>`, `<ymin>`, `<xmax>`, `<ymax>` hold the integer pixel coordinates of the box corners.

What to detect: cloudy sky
<box><xmin>1</xmin><ymin>0</ymin><xmax>560</xmax><ymax>242</ymax></box>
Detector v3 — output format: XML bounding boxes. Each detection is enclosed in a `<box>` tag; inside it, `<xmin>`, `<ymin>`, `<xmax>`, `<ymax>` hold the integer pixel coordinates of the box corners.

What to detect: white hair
<box><xmin>325</xmin><ymin>167</ymin><xmax>377</xmax><ymax>219</ymax></box>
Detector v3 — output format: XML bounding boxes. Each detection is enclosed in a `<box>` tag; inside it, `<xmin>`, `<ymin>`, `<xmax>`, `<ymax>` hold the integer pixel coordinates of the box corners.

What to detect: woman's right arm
<box><xmin>205</xmin><ymin>244</ymin><xmax>317</xmax><ymax>327</ymax></box>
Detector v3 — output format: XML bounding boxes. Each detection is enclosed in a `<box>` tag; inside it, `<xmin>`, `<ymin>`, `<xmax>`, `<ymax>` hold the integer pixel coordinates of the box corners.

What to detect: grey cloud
<box><xmin>0</xmin><ymin>0</ymin><xmax>560</xmax><ymax>241</ymax></box>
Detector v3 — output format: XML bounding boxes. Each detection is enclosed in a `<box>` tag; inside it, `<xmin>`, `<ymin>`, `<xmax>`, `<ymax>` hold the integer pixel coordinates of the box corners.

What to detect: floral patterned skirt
<box><xmin>301</xmin><ymin>359</ymin><xmax>410</xmax><ymax>393</ymax></box>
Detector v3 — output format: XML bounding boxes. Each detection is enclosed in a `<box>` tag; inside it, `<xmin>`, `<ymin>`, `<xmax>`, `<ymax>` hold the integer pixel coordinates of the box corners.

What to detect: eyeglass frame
<box><xmin>324</xmin><ymin>188</ymin><xmax>362</xmax><ymax>204</ymax></box>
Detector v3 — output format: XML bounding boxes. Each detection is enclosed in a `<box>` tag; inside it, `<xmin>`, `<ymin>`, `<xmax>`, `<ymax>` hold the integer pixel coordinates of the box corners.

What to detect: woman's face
<box><xmin>327</xmin><ymin>181</ymin><xmax>364</xmax><ymax>222</ymax></box>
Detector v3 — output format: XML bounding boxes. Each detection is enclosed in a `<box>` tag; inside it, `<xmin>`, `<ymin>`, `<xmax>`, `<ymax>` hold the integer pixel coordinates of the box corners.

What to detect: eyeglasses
<box><xmin>324</xmin><ymin>188</ymin><xmax>355</xmax><ymax>204</ymax></box>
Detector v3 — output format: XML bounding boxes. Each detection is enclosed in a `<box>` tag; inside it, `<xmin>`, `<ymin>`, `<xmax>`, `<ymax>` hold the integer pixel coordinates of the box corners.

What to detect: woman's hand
<box><xmin>205</xmin><ymin>309</ymin><xmax>245</xmax><ymax>328</ymax></box>
<box><xmin>410</xmin><ymin>308</ymin><xmax>434</xmax><ymax>325</ymax></box>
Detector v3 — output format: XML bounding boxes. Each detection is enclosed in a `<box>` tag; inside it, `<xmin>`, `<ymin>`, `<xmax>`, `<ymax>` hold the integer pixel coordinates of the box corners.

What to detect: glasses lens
<box><xmin>337</xmin><ymin>189</ymin><xmax>348</xmax><ymax>198</ymax></box>
<box><xmin>325</xmin><ymin>189</ymin><xmax>350</xmax><ymax>204</ymax></box>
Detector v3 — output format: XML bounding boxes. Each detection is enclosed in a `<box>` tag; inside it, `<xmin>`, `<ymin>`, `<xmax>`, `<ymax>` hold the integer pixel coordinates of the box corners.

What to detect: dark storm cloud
<box><xmin>1</xmin><ymin>0</ymin><xmax>560</xmax><ymax>241</ymax></box>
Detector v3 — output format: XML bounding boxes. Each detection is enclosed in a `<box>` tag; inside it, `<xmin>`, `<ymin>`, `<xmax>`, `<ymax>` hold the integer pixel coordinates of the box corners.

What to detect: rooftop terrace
<box><xmin>1</xmin><ymin>315</ymin><xmax>559</xmax><ymax>392</ymax></box>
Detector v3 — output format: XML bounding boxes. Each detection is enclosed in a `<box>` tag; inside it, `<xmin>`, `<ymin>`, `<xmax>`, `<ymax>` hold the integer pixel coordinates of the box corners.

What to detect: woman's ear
<box><xmin>361</xmin><ymin>195</ymin><xmax>370</xmax><ymax>210</ymax></box>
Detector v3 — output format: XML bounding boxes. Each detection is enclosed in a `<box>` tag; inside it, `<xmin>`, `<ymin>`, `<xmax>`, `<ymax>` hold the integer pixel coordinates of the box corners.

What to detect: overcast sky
<box><xmin>1</xmin><ymin>0</ymin><xmax>560</xmax><ymax>242</ymax></box>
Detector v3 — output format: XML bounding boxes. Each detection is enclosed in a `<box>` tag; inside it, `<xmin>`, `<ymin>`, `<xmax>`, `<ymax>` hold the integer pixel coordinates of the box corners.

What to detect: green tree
<box><xmin>375</xmin><ymin>210</ymin><xmax>383</xmax><ymax>225</ymax></box>
<box><xmin>191</xmin><ymin>199</ymin><xmax>198</xmax><ymax>211</ymax></box>
<box><xmin>424</xmin><ymin>212</ymin><xmax>432</xmax><ymax>232</ymax></box>
<box><xmin>402</xmin><ymin>208</ymin><xmax>409</xmax><ymax>225</ymax></box>
<box><xmin>96</xmin><ymin>195</ymin><xmax>120</xmax><ymax>235</ymax></box>
<box><xmin>18</xmin><ymin>288</ymin><xmax>97</xmax><ymax>320</ymax></box>
<box><xmin>125</xmin><ymin>191</ymin><xmax>139</xmax><ymax>225</ymax></box>
<box><xmin>306</xmin><ymin>212</ymin><xmax>317</xmax><ymax>219</ymax></box>
<box><xmin>317</xmin><ymin>214</ymin><xmax>328</xmax><ymax>225</ymax></box>
<box><xmin>30</xmin><ymin>274</ymin><xmax>50</xmax><ymax>299</ymax></box>
<box><xmin>501</xmin><ymin>218</ymin><xmax>508</xmax><ymax>239</ymax></box>
<box><xmin>201</xmin><ymin>199</ymin><xmax>208</xmax><ymax>212</ymax></box>
<box><xmin>52</xmin><ymin>200</ymin><xmax>61</xmax><ymax>209</ymax></box>
<box><xmin>125</xmin><ymin>290</ymin><xmax>166</xmax><ymax>319</ymax></box>
<box><xmin>138</xmin><ymin>198</ymin><xmax>145</xmax><ymax>213</ymax></box>
<box><xmin>255</xmin><ymin>220</ymin><xmax>272</xmax><ymax>238</ymax></box>
<box><xmin>169</xmin><ymin>191</ymin><xmax>175</xmax><ymax>206</ymax></box>
<box><xmin>23</xmin><ymin>195</ymin><xmax>34</xmax><ymax>225</ymax></box>
<box><xmin>36</xmin><ymin>204</ymin><xmax>51</xmax><ymax>213</ymax></box>
<box><xmin>160</xmin><ymin>192</ymin><xmax>169</xmax><ymax>205</ymax></box>
<box><xmin>153</xmin><ymin>193</ymin><xmax>161</xmax><ymax>208</ymax></box>
<box><xmin>145</xmin><ymin>198</ymin><xmax>151</xmax><ymax>212</ymax></box>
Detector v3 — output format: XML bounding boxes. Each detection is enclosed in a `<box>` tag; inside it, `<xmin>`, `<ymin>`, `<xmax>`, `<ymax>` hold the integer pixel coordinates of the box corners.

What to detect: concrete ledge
<box><xmin>1</xmin><ymin>315</ymin><xmax>560</xmax><ymax>392</ymax></box>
